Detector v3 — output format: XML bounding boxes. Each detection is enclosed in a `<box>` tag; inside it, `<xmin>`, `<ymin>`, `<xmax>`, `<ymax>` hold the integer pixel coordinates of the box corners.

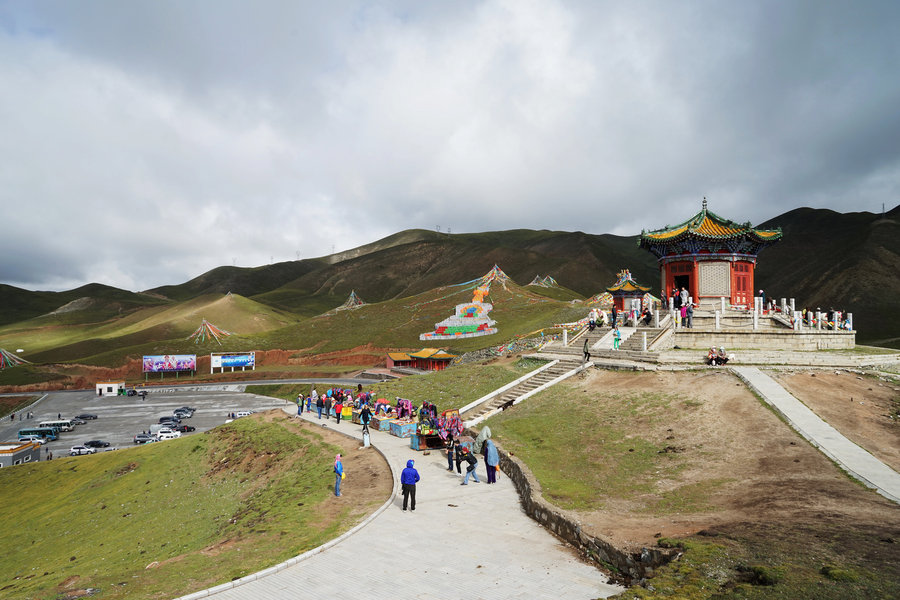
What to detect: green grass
<box><xmin>486</xmin><ymin>384</ymin><xmax>723</xmax><ymax>512</ymax></box>
<box><xmin>0</xmin><ymin>416</ymin><xmax>379</xmax><ymax>600</ymax></box>
<box><xmin>367</xmin><ymin>359</ymin><xmax>543</xmax><ymax>414</ymax></box>
<box><xmin>630</xmin><ymin>531</ymin><xmax>899</xmax><ymax>600</ymax></box>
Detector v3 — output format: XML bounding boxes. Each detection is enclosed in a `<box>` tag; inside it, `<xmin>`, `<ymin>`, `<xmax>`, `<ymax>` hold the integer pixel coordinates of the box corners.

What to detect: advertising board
<box><xmin>211</xmin><ymin>353</ymin><xmax>255</xmax><ymax>368</ymax></box>
<box><xmin>142</xmin><ymin>354</ymin><xmax>197</xmax><ymax>373</ymax></box>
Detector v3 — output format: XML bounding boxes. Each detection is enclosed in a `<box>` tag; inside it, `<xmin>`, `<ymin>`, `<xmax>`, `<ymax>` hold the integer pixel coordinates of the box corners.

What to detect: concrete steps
<box><xmin>462</xmin><ymin>358</ymin><xmax>583</xmax><ymax>422</ymax></box>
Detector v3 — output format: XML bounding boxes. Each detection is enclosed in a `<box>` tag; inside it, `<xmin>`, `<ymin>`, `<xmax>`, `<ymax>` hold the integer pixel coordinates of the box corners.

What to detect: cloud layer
<box><xmin>2</xmin><ymin>0</ymin><xmax>898</xmax><ymax>291</ymax></box>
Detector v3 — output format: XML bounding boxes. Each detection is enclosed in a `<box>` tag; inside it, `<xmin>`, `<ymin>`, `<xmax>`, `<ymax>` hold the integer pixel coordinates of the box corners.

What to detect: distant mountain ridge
<box><xmin>1</xmin><ymin>206</ymin><xmax>897</xmax><ymax>345</ymax></box>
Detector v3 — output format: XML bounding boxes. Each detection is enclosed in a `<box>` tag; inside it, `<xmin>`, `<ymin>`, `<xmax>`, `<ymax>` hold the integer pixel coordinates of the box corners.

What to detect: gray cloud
<box><xmin>1</xmin><ymin>0</ymin><xmax>898</xmax><ymax>291</ymax></box>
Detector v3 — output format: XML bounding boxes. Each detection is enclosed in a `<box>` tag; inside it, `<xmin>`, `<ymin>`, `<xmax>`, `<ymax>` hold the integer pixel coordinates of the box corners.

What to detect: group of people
<box><xmin>325</xmin><ymin>409</ymin><xmax>499</xmax><ymax>512</ymax></box>
<box><xmin>672</xmin><ymin>286</ymin><xmax>695</xmax><ymax>328</ymax></box>
<box><xmin>706</xmin><ymin>346</ymin><xmax>731</xmax><ymax>366</ymax></box>
<box><xmin>299</xmin><ymin>385</ymin><xmax>376</xmax><ymax>423</ymax></box>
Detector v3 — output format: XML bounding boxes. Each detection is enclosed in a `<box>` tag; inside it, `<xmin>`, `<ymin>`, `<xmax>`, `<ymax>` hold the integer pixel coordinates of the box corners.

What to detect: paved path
<box><xmin>180</xmin><ymin>409</ymin><xmax>622</xmax><ymax>600</ymax></box>
<box><xmin>732</xmin><ymin>366</ymin><xmax>900</xmax><ymax>504</ymax></box>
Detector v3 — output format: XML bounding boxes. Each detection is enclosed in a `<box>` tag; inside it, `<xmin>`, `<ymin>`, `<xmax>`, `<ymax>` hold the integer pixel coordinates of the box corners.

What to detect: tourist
<box><xmin>401</xmin><ymin>459</ymin><xmax>420</xmax><ymax>511</ymax></box>
<box><xmin>613</xmin><ymin>326</ymin><xmax>621</xmax><ymax>350</ymax></box>
<box><xmin>324</xmin><ymin>393</ymin><xmax>332</xmax><ymax>418</ymax></box>
<box><xmin>588</xmin><ymin>309</ymin><xmax>596</xmax><ymax>331</ymax></box>
<box><xmin>460</xmin><ymin>447</ymin><xmax>480</xmax><ymax>485</ymax></box>
<box><xmin>446</xmin><ymin>436</ymin><xmax>457</xmax><ymax>471</ymax></box>
<box><xmin>316</xmin><ymin>394</ymin><xmax>324</xmax><ymax>419</ymax></box>
<box><xmin>716</xmin><ymin>347</ymin><xmax>730</xmax><ymax>366</ymax></box>
<box><xmin>640</xmin><ymin>307</ymin><xmax>652</xmax><ymax>326</ymax></box>
<box><xmin>360</xmin><ymin>403</ymin><xmax>372</xmax><ymax>434</ymax></box>
<box><xmin>685</xmin><ymin>302</ymin><xmax>694</xmax><ymax>328</ymax></box>
<box><xmin>680</xmin><ymin>287</ymin><xmax>689</xmax><ymax>308</ymax></box>
<box><xmin>334</xmin><ymin>398</ymin><xmax>343</xmax><ymax>425</ymax></box>
<box><xmin>582</xmin><ymin>337</ymin><xmax>591</xmax><ymax>364</ymax></box>
<box><xmin>707</xmin><ymin>347</ymin><xmax>718</xmax><ymax>366</ymax></box>
<box><xmin>297</xmin><ymin>393</ymin><xmax>304</xmax><ymax>414</ymax></box>
<box><xmin>306</xmin><ymin>395</ymin><xmax>312</xmax><ymax>412</ymax></box>
<box><xmin>334</xmin><ymin>454</ymin><xmax>344</xmax><ymax>497</ymax></box>
<box><xmin>611</xmin><ymin>304</ymin><xmax>618</xmax><ymax>328</ymax></box>
<box><xmin>484</xmin><ymin>438</ymin><xmax>500</xmax><ymax>484</ymax></box>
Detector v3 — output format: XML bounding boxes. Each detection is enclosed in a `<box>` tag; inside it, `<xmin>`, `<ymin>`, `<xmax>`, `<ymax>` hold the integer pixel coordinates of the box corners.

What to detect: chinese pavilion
<box><xmin>638</xmin><ymin>200</ymin><xmax>782</xmax><ymax>307</ymax></box>
<box><xmin>606</xmin><ymin>269</ymin><xmax>651</xmax><ymax>312</ymax></box>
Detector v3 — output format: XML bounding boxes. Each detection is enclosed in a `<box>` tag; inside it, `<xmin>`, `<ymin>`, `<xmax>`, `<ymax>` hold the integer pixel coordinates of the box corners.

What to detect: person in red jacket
<box><xmin>334</xmin><ymin>398</ymin><xmax>343</xmax><ymax>425</ymax></box>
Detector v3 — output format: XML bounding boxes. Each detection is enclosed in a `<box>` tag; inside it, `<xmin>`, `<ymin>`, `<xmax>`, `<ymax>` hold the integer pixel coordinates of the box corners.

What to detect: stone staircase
<box><xmin>618</xmin><ymin>327</ymin><xmax>665</xmax><ymax>352</ymax></box>
<box><xmin>462</xmin><ymin>357</ymin><xmax>585</xmax><ymax>423</ymax></box>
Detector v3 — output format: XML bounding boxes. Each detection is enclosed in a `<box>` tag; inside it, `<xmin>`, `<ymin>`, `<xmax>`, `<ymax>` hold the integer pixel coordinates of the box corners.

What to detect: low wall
<box><xmin>481</xmin><ymin>436</ymin><xmax>679</xmax><ymax>582</ymax></box>
<box><xmin>672</xmin><ymin>329</ymin><xmax>855</xmax><ymax>350</ymax></box>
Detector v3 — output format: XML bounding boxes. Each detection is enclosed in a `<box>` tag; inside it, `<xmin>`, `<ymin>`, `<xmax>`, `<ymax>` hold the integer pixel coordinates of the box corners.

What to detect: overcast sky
<box><xmin>2</xmin><ymin>1</ymin><xmax>898</xmax><ymax>292</ymax></box>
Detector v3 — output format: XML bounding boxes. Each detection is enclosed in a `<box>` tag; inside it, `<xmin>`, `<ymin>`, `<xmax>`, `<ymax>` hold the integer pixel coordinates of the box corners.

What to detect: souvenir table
<box><xmin>371</xmin><ymin>414</ymin><xmax>396</xmax><ymax>431</ymax></box>
<box><xmin>389</xmin><ymin>418</ymin><xmax>417</xmax><ymax>438</ymax></box>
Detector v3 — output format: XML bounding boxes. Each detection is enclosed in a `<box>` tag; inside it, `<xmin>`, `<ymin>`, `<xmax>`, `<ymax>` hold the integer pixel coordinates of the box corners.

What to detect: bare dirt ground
<box><xmin>773</xmin><ymin>369</ymin><xmax>900</xmax><ymax>472</ymax></box>
<box><xmin>567</xmin><ymin>369</ymin><xmax>900</xmax><ymax>555</ymax></box>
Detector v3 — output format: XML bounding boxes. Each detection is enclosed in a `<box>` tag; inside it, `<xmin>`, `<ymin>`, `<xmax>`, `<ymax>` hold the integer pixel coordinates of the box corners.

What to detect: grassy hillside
<box><xmin>0</xmin><ymin>283</ymin><xmax>167</xmax><ymax>327</ymax></box>
<box><xmin>0</xmin><ymin>413</ymin><xmax>387</xmax><ymax>600</ymax></box>
<box><xmin>756</xmin><ymin>205</ymin><xmax>900</xmax><ymax>346</ymax></box>
<box><xmin>2</xmin><ymin>293</ymin><xmax>299</xmax><ymax>365</ymax></box>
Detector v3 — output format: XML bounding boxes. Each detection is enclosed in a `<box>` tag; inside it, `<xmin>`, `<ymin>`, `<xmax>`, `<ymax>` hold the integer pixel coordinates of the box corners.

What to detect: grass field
<box><xmin>0</xmin><ymin>415</ymin><xmax>381</xmax><ymax>600</ymax></box>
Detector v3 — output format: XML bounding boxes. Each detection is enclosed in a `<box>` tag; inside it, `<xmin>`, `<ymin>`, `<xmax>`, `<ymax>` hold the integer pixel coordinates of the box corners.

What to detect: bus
<box><xmin>18</xmin><ymin>427</ymin><xmax>59</xmax><ymax>442</ymax></box>
<box><xmin>38</xmin><ymin>419</ymin><xmax>74</xmax><ymax>432</ymax></box>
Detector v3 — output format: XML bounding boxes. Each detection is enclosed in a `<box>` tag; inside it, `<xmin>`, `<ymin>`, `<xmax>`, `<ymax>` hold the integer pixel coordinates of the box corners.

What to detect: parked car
<box><xmin>174</xmin><ymin>409</ymin><xmax>193</xmax><ymax>418</ymax></box>
<box><xmin>18</xmin><ymin>435</ymin><xmax>46</xmax><ymax>445</ymax></box>
<box><xmin>70</xmin><ymin>417</ymin><xmax>87</xmax><ymax>425</ymax></box>
<box><xmin>157</xmin><ymin>432</ymin><xmax>181</xmax><ymax>440</ymax></box>
<box><xmin>234</xmin><ymin>411</ymin><xmax>255</xmax><ymax>418</ymax></box>
<box><xmin>177</xmin><ymin>406</ymin><xmax>196</xmax><ymax>413</ymax></box>
<box><xmin>70</xmin><ymin>446</ymin><xmax>96</xmax><ymax>456</ymax></box>
<box><xmin>159</xmin><ymin>416</ymin><xmax>181</xmax><ymax>424</ymax></box>
<box><xmin>126</xmin><ymin>389</ymin><xmax>137</xmax><ymax>396</ymax></box>
<box><xmin>156</xmin><ymin>427</ymin><xmax>176</xmax><ymax>436</ymax></box>
<box><xmin>170</xmin><ymin>424</ymin><xmax>196</xmax><ymax>433</ymax></box>
<box><xmin>75</xmin><ymin>413</ymin><xmax>98</xmax><ymax>420</ymax></box>
<box><xmin>133</xmin><ymin>434</ymin><xmax>154</xmax><ymax>444</ymax></box>
<box><xmin>84</xmin><ymin>440</ymin><xmax>110</xmax><ymax>448</ymax></box>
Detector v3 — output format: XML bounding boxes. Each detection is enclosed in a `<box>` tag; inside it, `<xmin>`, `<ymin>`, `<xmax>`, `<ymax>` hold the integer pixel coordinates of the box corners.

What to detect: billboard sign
<box><xmin>211</xmin><ymin>353</ymin><xmax>255</xmax><ymax>368</ymax></box>
<box><xmin>142</xmin><ymin>354</ymin><xmax>197</xmax><ymax>373</ymax></box>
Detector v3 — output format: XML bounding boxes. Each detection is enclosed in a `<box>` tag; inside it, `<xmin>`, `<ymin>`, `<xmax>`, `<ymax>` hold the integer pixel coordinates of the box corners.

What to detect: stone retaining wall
<box><xmin>672</xmin><ymin>329</ymin><xmax>855</xmax><ymax>350</ymax></box>
<box><xmin>480</xmin><ymin>436</ymin><xmax>679</xmax><ymax>582</ymax></box>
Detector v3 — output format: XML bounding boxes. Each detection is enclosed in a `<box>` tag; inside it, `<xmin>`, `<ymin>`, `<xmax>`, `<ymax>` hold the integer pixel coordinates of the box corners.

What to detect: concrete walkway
<box><xmin>180</xmin><ymin>409</ymin><xmax>622</xmax><ymax>600</ymax></box>
<box><xmin>732</xmin><ymin>366</ymin><xmax>900</xmax><ymax>504</ymax></box>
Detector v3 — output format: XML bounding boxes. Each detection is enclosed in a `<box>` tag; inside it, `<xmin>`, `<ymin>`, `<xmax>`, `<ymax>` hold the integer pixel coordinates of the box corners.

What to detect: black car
<box><xmin>75</xmin><ymin>414</ymin><xmax>98</xmax><ymax>420</ymax></box>
<box><xmin>84</xmin><ymin>440</ymin><xmax>110</xmax><ymax>448</ymax></box>
<box><xmin>127</xmin><ymin>389</ymin><xmax>137</xmax><ymax>396</ymax></box>
<box><xmin>171</xmin><ymin>424</ymin><xmax>196</xmax><ymax>433</ymax></box>
<box><xmin>159</xmin><ymin>416</ymin><xmax>181</xmax><ymax>424</ymax></box>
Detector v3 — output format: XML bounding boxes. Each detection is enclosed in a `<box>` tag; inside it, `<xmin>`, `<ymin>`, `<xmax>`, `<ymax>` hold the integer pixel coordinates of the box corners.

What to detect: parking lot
<box><xmin>1</xmin><ymin>387</ymin><xmax>290</xmax><ymax>458</ymax></box>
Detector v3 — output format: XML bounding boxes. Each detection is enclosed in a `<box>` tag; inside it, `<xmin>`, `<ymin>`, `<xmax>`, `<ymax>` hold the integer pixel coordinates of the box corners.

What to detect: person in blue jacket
<box><xmin>401</xmin><ymin>459</ymin><xmax>420</xmax><ymax>511</ymax></box>
<box><xmin>334</xmin><ymin>454</ymin><xmax>344</xmax><ymax>497</ymax></box>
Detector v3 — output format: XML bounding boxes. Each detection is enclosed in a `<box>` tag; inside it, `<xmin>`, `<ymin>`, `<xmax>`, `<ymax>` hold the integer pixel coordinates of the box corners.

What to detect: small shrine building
<box><xmin>638</xmin><ymin>200</ymin><xmax>782</xmax><ymax>307</ymax></box>
<box><xmin>606</xmin><ymin>270</ymin><xmax>651</xmax><ymax>312</ymax></box>
<box><xmin>386</xmin><ymin>348</ymin><xmax>456</xmax><ymax>371</ymax></box>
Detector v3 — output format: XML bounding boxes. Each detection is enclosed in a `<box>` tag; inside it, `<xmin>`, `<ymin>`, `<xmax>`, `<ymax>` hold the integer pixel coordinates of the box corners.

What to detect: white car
<box><xmin>157</xmin><ymin>432</ymin><xmax>181</xmax><ymax>440</ymax></box>
<box><xmin>18</xmin><ymin>435</ymin><xmax>46</xmax><ymax>445</ymax></box>
<box><xmin>70</xmin><ymin>445</ymin><xmax>96</xmax><ymax>456</ymax></box>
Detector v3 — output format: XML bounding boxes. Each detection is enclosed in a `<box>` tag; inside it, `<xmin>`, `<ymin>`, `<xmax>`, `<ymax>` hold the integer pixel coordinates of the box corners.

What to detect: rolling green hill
<box><xmin>1</xmin><ymin>206</ymin><xmax>897</xmax><ymax>367</ymax></box>
<box><xmin>756</xmin><ymin>205</ymin><xmax>900</xmax><ymax>346</ymax></box>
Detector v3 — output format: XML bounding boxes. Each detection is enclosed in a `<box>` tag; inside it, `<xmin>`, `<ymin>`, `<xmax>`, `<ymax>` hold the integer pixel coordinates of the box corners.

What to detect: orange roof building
<box><xmin>639</xmin><ymin>200</ymin><xmax>782</xmax><ymax>307</ymax></box>
<box><xmin>605</xmin><ymin>270</ymin><xmax>651</xmax><ymax>312</ymax></box>
<box><xmin>386</xmin><ymin>348</ymin><xmax>456</xmax><ymax>372</ymax></box>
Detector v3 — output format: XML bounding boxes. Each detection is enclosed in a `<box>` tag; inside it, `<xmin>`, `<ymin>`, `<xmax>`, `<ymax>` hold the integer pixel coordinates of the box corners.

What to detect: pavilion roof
<box><xmin>639</xmin><ymin>204</ymin><xmax>782</xmax><ymax>246</ymax></box>
<box><xmin>605</xmin><ymin>269</ymin><xmax>651</xmax><ymax>293</ymax></box>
